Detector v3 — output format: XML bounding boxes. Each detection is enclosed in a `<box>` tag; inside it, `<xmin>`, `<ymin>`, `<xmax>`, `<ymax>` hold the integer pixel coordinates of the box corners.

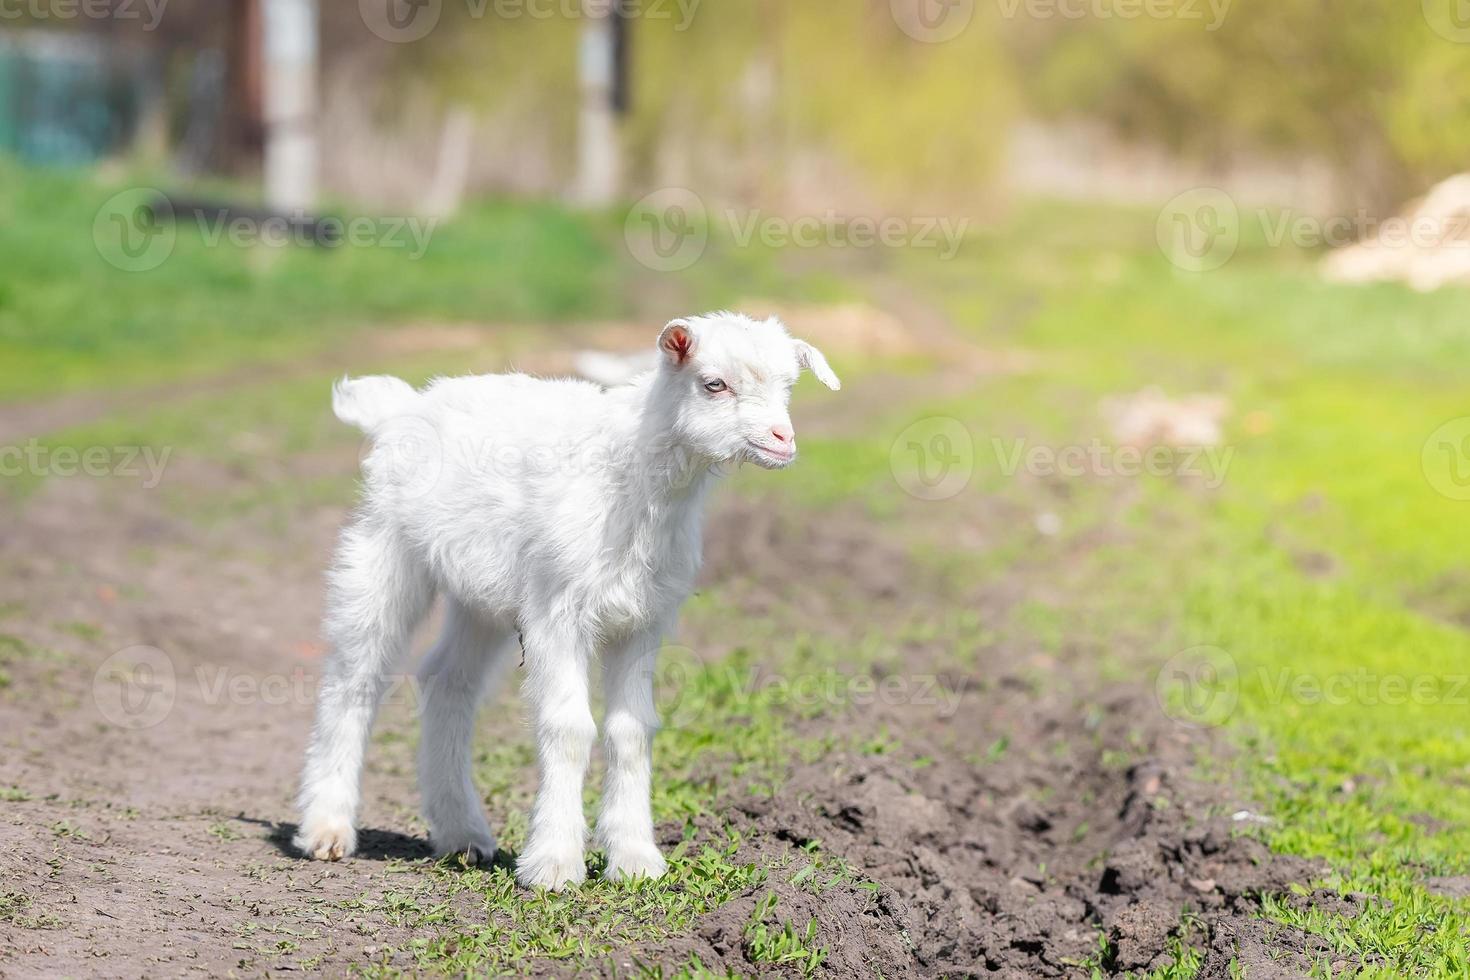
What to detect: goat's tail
<box><xmin>332</xmin><ymin>375</ymin><xmax>418</xmax><ymax>435</ymax></box>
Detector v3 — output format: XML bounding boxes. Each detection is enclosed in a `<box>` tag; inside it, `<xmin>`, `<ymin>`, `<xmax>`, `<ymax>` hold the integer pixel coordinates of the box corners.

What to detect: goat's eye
<box><xmin>703</xmin><ymin>379</ymin><xmax>728</xmax><ymax>394</ymax></box>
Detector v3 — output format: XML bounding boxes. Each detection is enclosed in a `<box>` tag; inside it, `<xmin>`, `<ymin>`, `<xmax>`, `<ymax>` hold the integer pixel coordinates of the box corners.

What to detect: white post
<box><xmin>576</xmin><ymin>0</ymin><xmax>620</xmax><ymax>206</ymax></box>
<box><xmin>262</xmin><ymin>0</ymin><xmax>318</xmax><ymax>212</ymax></box>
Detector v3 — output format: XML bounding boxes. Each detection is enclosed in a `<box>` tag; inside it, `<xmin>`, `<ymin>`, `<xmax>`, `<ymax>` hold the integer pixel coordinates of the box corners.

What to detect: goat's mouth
<box><xmin>743</xmin><ymin>440</ymin><xmax>796</xmax><ymax>469</ymax></box>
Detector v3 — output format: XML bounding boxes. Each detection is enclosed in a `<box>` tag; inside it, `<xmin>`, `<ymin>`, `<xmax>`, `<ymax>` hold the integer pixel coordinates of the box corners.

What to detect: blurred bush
<box><xmin>1014</xmin><ymin>1</ymin><xmax>1470</xmax><ymax>208</ymax></box>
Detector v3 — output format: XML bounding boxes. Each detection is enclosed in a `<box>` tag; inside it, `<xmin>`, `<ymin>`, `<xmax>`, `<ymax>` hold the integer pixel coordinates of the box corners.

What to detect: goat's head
<box><xmin>656</xmin><ymin>312</ymin><xmax>841</xmax><ymax>470</ymax></box>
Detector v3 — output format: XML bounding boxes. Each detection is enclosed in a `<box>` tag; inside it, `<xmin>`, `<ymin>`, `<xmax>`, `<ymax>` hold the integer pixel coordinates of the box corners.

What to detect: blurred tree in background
<box><xmin>2</xmin><ymin>0</ymin><xmax>1465</xmax><ymax>213</ymax></box>
<box><xmin>362</xmin><ymin>0</ymin><xmax>1468</xmax><ymax>212</ymax></box>
<box><xmin>396</xmin><ymin>0</ymin><xmax>1013</xmax><ymax>212</ymax></box>
<box><xmin>1011</xmin><ymin>0</ymin><xmax>1470</xmax><ymax>209</ymax></box>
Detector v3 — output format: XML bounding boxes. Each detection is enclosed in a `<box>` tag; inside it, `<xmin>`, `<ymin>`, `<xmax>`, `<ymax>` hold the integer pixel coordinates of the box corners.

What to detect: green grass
<box><xmin>362</xmin><ymin>835</ymin><xmax>771</xmax><ymax>977</ymax></box>
<box><xmin>0</xmin><ymin>157</ymin><xmax>849</xmax><ymax>405</ymax></box>
<box><xmin>742</xmin><ymin>892</ymin><xmax>827</xmax><ymax>976</ymax></box>
<box><xmin>0</xmin><ymin>161</ymin><xmax>629</xmax><ymax>402</ymax></box>
<box><xmin>0</xmin><ymin>631</ymin><xmax>62</xmax><ymax>691</ymax></box>
<box><xmin>886</xmin><ymin>201</ymin><xmax>1470</xmax><ymax>976</ymax></box>
<box><xmin>0</xmin><ymin>890</ymin><xmax>61</xmax><ymax>929</ymax></box>
<box><xmin>1078</xmin><ymin>913</ymin><xmax>1208</xmax><ymax>979</ymax></box>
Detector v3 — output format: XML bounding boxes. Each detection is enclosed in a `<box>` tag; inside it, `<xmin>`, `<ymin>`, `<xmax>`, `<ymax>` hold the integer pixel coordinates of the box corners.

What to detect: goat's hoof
<box><xmin>604</xmin><ymin>845</ymin><xmax>668</xmax><ymax>883</ymax></box>
<box><xmin>293</xmin><ymin>819</ymin><xmax>356</xmax><ymax>862</ymax></box>
<box><xmin>516</xmin><ymin>846</ymin><xmax>587</xmax><ymax>891</ymax></box>
<box><xmin>433</xmin><ymin>832</ymin><xmax>498</xmax><ymax>868</ymax></box>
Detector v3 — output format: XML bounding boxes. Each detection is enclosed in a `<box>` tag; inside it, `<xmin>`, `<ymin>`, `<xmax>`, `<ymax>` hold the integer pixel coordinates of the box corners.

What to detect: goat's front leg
<box><xmin>516</xmin><ymin>622</ymin><xmax>596</xmax><ymax>891</ymax></box>
<box><xmin>597</xmin><ymin>625</ymin><xmax>668</xmax><ymax>881</ymax></box>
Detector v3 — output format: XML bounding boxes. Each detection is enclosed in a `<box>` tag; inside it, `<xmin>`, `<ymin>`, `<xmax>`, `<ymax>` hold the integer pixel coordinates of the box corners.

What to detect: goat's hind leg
<box><xmin>295</xmin><ymin>521</ymin><xmax>432</xmax><ymax>861</ymax></box>
<box><xmin>417</xmin><ymin>601</ymin><xmax>516</xmax><ymax>864</ymax></box>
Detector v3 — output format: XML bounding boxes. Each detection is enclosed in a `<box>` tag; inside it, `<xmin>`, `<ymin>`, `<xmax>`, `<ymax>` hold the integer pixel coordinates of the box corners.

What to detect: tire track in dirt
<box><xmin>651</xmin><ymin>499</ymin><xmax>1338</xmax><ymax>979</ymax></box>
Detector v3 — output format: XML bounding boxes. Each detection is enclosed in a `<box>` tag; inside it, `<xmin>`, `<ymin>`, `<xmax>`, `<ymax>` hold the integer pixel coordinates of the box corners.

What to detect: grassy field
<box><xmin>0</xmin><ymin>158</ymin><xmax>847</xmax><ymax>403</ymax></box>
<box><xmin>4</xmin><ymin>164</ymin><xmax>1470</xmax><ymax>976</ymax></box>
<box><xmin>892</xmin><ymin>205</ymin><xmax>1470</xmax><ymax>975</ymax></box>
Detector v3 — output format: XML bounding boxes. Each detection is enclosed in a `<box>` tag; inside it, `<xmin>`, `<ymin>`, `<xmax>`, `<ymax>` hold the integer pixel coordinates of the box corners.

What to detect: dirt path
<box><xmin>0</xmin><ymin>312</ymin><xmax>1322</xmax><ymax>978</ymax></box>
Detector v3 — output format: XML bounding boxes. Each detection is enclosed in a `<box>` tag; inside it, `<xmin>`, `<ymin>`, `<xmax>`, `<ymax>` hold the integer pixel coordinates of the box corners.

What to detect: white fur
<box><xmin>294</xmin><ymin>312</ymin><xmax>839</xmax><ymax>890</ymax></box>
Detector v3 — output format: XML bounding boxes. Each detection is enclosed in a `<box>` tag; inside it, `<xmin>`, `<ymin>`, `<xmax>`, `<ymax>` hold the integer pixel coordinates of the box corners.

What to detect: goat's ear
<box><xmin>794</xmin><ymin>339</ymin><xmax>841</xmax><ymax>391</ymax></box>
<box><xmin>658</xmin><ymin>319</ymin><xmax>697</xmax><ymax>368</ymax></box>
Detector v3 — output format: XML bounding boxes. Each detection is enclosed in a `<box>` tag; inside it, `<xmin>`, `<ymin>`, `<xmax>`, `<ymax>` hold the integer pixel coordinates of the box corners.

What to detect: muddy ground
<box><xmin>0</xmin><ymin>330</ymin><xmax>1327</xmax><ymax>978</ymax></box>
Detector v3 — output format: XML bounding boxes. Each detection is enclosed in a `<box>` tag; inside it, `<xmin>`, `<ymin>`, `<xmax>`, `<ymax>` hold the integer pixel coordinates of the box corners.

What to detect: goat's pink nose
<box><xmin>771</xmin><ymin>425</ymin><xmax>794</xmax><ymax>444</ymax></box>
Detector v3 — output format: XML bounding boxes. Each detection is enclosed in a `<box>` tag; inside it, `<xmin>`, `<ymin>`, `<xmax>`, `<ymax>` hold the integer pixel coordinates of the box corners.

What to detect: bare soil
<box><xmin>0</xmin><ymin>348</ymin><xmax>1322</xmax><ymax>977</ymax></box>
<box><xmin>665</xmin><ymin>501</ymin><xmax>1338</xmax><ymax>980</ymax></box>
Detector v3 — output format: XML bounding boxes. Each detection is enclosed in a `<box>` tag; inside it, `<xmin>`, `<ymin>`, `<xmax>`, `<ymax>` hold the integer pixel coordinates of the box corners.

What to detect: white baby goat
<box><xmin>294</xmin><ymin>312</ymin><xmax>840</xmax><ymax>890</ymax></box>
